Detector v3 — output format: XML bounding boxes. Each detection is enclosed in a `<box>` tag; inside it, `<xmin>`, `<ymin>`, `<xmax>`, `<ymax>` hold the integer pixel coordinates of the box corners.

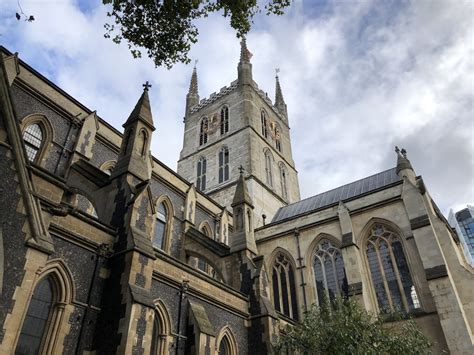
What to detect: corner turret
<box><xmin>230</xmin><ymin>167</ymin><xmax>257</xmax><ymax>254</ymax></box>
<box><xmin>111</xmin><ymin>82</ymin><xmax>155</xmax><ymax>181</ymax></box>
<box><xmin>237</xmin><ymin>37</ymin><xmax>253</xmax><ymax>86</ymax></box>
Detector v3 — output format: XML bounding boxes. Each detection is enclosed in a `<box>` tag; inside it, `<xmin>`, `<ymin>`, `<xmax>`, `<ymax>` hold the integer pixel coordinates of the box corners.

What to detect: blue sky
<box><xmin>1</xmin><ymin>0</ymin><xmax>472</xmax><ymax>215</ymax></box>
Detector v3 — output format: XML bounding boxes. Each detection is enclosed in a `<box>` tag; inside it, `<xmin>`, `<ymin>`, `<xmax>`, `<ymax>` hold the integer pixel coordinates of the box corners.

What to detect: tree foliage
<box><xmin>102</xmin><ymin>0</ymin><xmax>291</xmax><ymax>68</ymax></box>
<box><xmin>274</xmin><ymin>297</ymin><xmax>432</xmax><ymax>355</ymax></box>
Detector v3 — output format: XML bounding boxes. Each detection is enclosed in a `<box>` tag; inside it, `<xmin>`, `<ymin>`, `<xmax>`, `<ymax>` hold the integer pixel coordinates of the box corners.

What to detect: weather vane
<box><xmin>275</xmin><ymin>68</ymin><xmax>280</xmax><ymax>76</ymax></box>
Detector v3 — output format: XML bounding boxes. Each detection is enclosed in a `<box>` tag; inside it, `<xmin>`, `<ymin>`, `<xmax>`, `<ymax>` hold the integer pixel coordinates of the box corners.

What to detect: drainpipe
<box><xmin>74</xmin><ymin>243</ymin><xmax>111</xmax><ymax>355</ymax></box>
<box><xmin>294</xmin><ymin>228</ymin><xmax>308</xmax><ymax>312</ymax></box>
<box><xmin>175</xmin><ymin>280</ymin><xmax>189</xmax><ymax>355</ymax></box>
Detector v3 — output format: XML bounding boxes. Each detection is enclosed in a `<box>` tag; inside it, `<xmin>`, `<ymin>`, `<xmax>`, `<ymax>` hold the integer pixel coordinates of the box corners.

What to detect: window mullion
<box><xmin>388</xmin><ymin>240</ymin><xmax>410</xmax><ymax>313</ymax></box>
<box><xmin>375</xmin><ymin>243</ymin><xmax>394</xmax><ymax>312</ymax></box>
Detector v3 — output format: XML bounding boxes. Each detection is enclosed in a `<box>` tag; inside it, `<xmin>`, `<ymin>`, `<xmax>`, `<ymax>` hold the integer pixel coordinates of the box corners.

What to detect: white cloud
<box><xmin>1</xmin><ymin>0</ymin><xmax>472</xmax><ymax>215</ymax></box>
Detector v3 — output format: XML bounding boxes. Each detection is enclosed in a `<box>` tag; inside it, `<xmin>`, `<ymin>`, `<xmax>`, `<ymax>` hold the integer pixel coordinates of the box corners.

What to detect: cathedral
<box><xmin>0</xmin><ymin>40</ymin><xmax>472</xmax><ymax>354</ymax></box>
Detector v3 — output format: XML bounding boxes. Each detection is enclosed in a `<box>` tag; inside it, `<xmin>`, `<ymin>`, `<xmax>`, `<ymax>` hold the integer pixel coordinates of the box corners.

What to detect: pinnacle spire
<box><xmin>124</xmin><ymin>84</ymin><xmax>154</xmax><ymax>130</ymax></box>
<box><xmin>232</xmin><ymin>166</ymin><xmax>253</xmax><ymax>207</ymax></box>
<box><xmin>188</xmin><ymin>62</ymin><xmax>199</xmax><ymax>96</ymax></box>
<box><xmin>275</xmin><ymin>70</ymin><xmax>285</xmax><ymax>106</ymax></box>
<box><xmin>274</xmin><ymin>69</ymin><xmax>288</xmax><ymax>118</ymax></box>
<box><xmin>395</xmin><ymin>146</ymin><xmax>413</xmax><ymax>174</ymax></box>
<box><xmin>240</xmin><ymin>37</ymin><xmax>252</xmax><ymax>64</ymax></box>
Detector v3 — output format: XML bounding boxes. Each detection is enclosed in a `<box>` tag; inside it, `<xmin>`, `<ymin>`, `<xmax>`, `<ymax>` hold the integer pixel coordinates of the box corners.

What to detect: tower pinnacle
<box><xmin>274</xmin><ymin>70</ymin><xmax>288</xmax><ymax>118</ymax></box>
<box><xmin>185</xmin><ymin>63</ymin><xmax>200</xmax><ymax>117</ymax></box>
<box><xmin>188</xmin><ymin>62</ymin><xmax>199</xmax><ymax>96</ymax></box>
<box><xmin>239</xmin><ymin>37</ymin><xmax>252</xmax><ymax>64</ymax></box>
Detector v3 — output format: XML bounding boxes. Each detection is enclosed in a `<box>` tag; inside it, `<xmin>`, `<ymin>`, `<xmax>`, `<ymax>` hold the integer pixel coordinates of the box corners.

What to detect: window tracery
<box><xmin>312</xmin><ymin>240</ymin><xmax>347</xmax><ymax>305</ymax></box>
<box><xmin>366</xmin><ymin>224</ymin><xmax>421</xmax><ymax>313</ymax></box>
<box><xmin>23</xmin><ymin>123</ymin><xmax>43</xmax><ymax>162</ymax></box>
<box><xmin>272</xmin><ymin>252</ymin><xmax>298</xmax><ymax>320</ymax></box>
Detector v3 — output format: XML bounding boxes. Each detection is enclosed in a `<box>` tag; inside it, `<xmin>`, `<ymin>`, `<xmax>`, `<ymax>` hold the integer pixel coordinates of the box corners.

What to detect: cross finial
<box><xmin>395</xmin><ymin>146</ymin><xmax>400</xmax><ymax>154</ymax></box>
<box><xmin>194</xmin><ymin>59</ymin><xmax>198</xmax><ymax>68</ymax></box>
<box><xmin>275</xmin><ymin>68</ymin><xmax>280</xmax><ymax>77</ymax></box>
<box><xmin>238</xmin><ymin>165</ymin><xmax>245</xmax><ymax>175</ymax></box>
<box><xmin>143</xmin><ymin>81</ymin><xmax>152</xmax><ymax>91</ymax></box>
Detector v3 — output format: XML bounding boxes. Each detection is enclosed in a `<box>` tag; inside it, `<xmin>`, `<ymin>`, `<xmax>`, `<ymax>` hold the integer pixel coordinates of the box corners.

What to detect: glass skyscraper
<box><xmin>449</xmin><ymin>205</ymin><xmax>474</xmax><ymax>266</ymax></box>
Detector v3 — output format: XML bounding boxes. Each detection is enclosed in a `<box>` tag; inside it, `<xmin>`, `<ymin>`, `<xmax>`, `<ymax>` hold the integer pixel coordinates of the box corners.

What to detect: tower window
<box><xmin>199</xmin><ymin>117</ymin><xmax>208</xmax><ymax>145</ymax></box>
<box><xmin>154</xmin><ymin>202</ymin><xmax>168</xmax><ymax>250</ymax></box>
<box><xmin>272</xmin><ymin>252</ymin><xmax>298</xmax><ymax>320</ymax></box>
<box><xmin>218</xmin><ymin>146</ymin><xmax>230</xmax><ymax>183</ymax></box>
<box><xmin>261</xmin><ymin>110</ymin><xmax>268</xmax><ymax>138</ymax></box>
<box><xmin>279</xmin><ymin>163</ymin><xmax>288</xmax><ymax>199</ymax></box>
<box><xmin>265</xmin><ymin>150</ymin><xmax>273</xmax><ymax>187</ymax></box>
<box><xmin>220</xmin><ymin>106</ymin><xmax>229</xmax><ymax>135</ymax></box>
<box><xmin>312</xmin><ymin>240</ymin><xmax>347</xmax><ymax>305</ymax></box>
<box><xmin>197</xmin><ymin>157</ymin><xmax>207</xmax><ymax>191</ymax></box>
<box><xmin>23</xmin><ymin>123</ymin><xmax>43</xmax><ymax>162</ymax></box>
<box><xmin>366</xmin><ymin>224</ymin><xmax>421</xmax><ymax>313</ymax></box>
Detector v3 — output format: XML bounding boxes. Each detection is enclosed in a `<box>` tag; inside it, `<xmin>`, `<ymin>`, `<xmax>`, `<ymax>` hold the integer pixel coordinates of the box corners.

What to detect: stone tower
<box><xmin>177</xmin><ymin>39</ymin><xmax>300</xmax><ymax>226</ymax></box>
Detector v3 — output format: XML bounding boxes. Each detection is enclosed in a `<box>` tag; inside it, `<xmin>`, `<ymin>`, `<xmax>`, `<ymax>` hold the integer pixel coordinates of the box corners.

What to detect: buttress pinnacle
<box><xmin>240</xmin><ymin>37</ymin><xmax>252</xmax><ymax>63</ymax></box>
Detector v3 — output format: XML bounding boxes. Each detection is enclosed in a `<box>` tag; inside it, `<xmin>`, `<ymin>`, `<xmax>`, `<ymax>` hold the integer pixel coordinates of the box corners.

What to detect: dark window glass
<box><xmin>197</xmin><ymin>158</ymin><xmax>206</xmax><ymax>190</ymax></box>
<box><xmin>153</xmin><ymin>203</ymin><xmax>167</xmax><ymax>249</ymax></box>
<box><xmin>261</xmin><ymin>111</ymin><xmax>268</xmax><ymax>138</ymax></box>
<box><xmin>218</xmin><ymin>336</ymin><xmax>230</xmax><ymax>355</ymax></box>
<box><xmin>23</xmin><ymin>123</ymin><xmax>43</xmax><ymax>162</ymax></box>
<box><xmin>16</xmin><ymin>277</ymin><xmax>53</xmax><ymax>355</ymax></box>
<box><xmin>272</xmin><ymin>269</ymin><xmax>281</xmax><ymax>312</ymax></box>
<box><xmin>219</xmin><ymin>147</ymin><xmax>230</xmax><ymax>183</ymax></box>
<box><xmin>366</xmin><ymin>224</ymin><xmax>420</xmax><ymax>313</ymax></box>
<box><xmin>220</xmin><ymin>107</ymin><xmax>229</xmax><ymax>135</ymax></box>
<box><xmin>199</xmin><ymin>118</ymin><xmax>208</xmax><ymax>145</ymax></box>
<box><xmin>289</xmin><ymin>266</ymin><xmax>298</xmax><ymax>320</ymax></box>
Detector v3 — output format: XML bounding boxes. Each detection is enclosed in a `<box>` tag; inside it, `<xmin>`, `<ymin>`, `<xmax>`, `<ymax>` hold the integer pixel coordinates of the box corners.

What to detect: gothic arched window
<box><xmin>23</xmin><ymin>123</ymin><xmax>44</xmax><ymax>162</ymax></box>
<box><xmin>216</xmin><ymin>327</ymin><xmax>237</xmax><ymax>355</ymax></box>
<box><xmin>154</xmin><ymin>202</ymin><xmax>168</xmax><ymax>250</ymax></box>
<box><xmin>220</xmin><ymin>106</ymin><xmax>229</xmax><ymax>135</ymax></box>
<box><xmin>366</xmin><ymin>224</ymin><xmax>421</xmax><ymax>313</ymax></box>
<box><xmin>272</xmin><ymin>252</ymin><xmax>298</xmax><ymax>320</ymax></box>
<box><xmin>199</xmin><ymin>117</ymin><xmax>208</xmax><ymax>145</ymax></box>
<box><xmin>279</xmin><ymin>163</ymin><xmax>287</xmax><ymax>199</ymax></box>
<box><xmin>16</xmin><ymin>277</ymin><xmax>54</xmax><ymax>354</ymax></box>
<box><xmin>196</xmin><ymin>157</ymin><xmax>207</xmax><ymax>191</ymax></box>
<box><xmin>312</xmin><ymin>240</ymin><xmax>347</xmax><ymax>305</ymax></box>
<box><xmin>139</xmin><ymin>129</ymin><xmax>148</xmax><ymax>157</ymax></box>
<box><xmin>264</xmin><ymin>150</ymin><xmax>273</xmax><ymax>187</ymax></box>
<box><xmin>261</xmin><ymin>110</ymin><xmax>268</xmax><ymax>138</ymax></box>
<box><xmin>218</xmin><ymin>146</ymin><xmax>230</xmax><ymax>183</ymax></box>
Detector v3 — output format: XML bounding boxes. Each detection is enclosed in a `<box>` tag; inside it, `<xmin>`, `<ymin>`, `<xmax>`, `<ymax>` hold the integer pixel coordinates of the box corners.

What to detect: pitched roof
<box><xmin>272</xmin><ymin>168</ymin><xmax>402</xmax><ymax>223</ymax></box>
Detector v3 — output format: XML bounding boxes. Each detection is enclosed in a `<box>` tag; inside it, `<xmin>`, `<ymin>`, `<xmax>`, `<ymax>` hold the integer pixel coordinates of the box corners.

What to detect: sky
<box><xmin>0</xmin><ymin>0</ymin><xmax>472</xmax><ymax>216</ymax></box>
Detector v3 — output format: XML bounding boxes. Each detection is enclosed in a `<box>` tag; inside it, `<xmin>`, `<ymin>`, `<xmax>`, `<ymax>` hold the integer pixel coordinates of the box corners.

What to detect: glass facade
<box><xmin>449</xmin><ymin>206</ymin><xmax>474</xmax><ymax>266</ymax></box>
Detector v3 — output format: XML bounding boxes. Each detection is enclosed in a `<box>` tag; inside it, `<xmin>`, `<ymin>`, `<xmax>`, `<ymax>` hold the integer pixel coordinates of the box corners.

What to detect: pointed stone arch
<box><xmin>99</xmin><ymin>160</ymin><xmax>117</xmax><ymax>175</ymax></box>
<box><xmin>153</xmin><ymin>195</ymin><xmax>174</xmax><ymax>252</ymax></box>
<box><xmin>359</xmin><ymin>217</ymin><xmax>422</xmax><ymax>313</ymax></box>
<box><xmin>268</xmin><ymin>248</ymin><xmax>299</xmax><ymax>320</ymax></box>
<box><xmin>198</xmin><ymin>220</ymin><xmax>213</xmax><ymax>239</ymax></box>
<box><xmin>15</xmin><ymin>259</ymin><xmax>76</xmax><ymax>354</ymax></box>
<box><xmin>150</xmin><ymin>299</ymin><xmax>173</xmax><ymax>354</ymax></box>
<box><xmin>20</xmin><ymin>113</ymin><xmax>54</xmax><ymax>167</ymax></box>
<box><xmin>215</xmin><ymin>325</ymin><xmax>238</xmax><ymax>355</ymax></box>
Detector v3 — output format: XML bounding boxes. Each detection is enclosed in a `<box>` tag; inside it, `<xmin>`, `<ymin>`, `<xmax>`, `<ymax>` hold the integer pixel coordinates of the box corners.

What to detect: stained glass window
<box><xmin>312</xmin><ymin>240</ymin><xmax>347</xmax><ymax>305</ymax></box>
<box><xmin>272</xmin><ymin>253</ymin><xmax>298</xmax><ymax>320</ymax></box>
<box><xmin>23</xmin><ymin>123</ymin><xmax>43</xmax><ymax>162</ymax></box>
<box><xmin>366</xmin><ymin>224</ymin><xmax>420</xmax><ymax>313</ymax></box>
